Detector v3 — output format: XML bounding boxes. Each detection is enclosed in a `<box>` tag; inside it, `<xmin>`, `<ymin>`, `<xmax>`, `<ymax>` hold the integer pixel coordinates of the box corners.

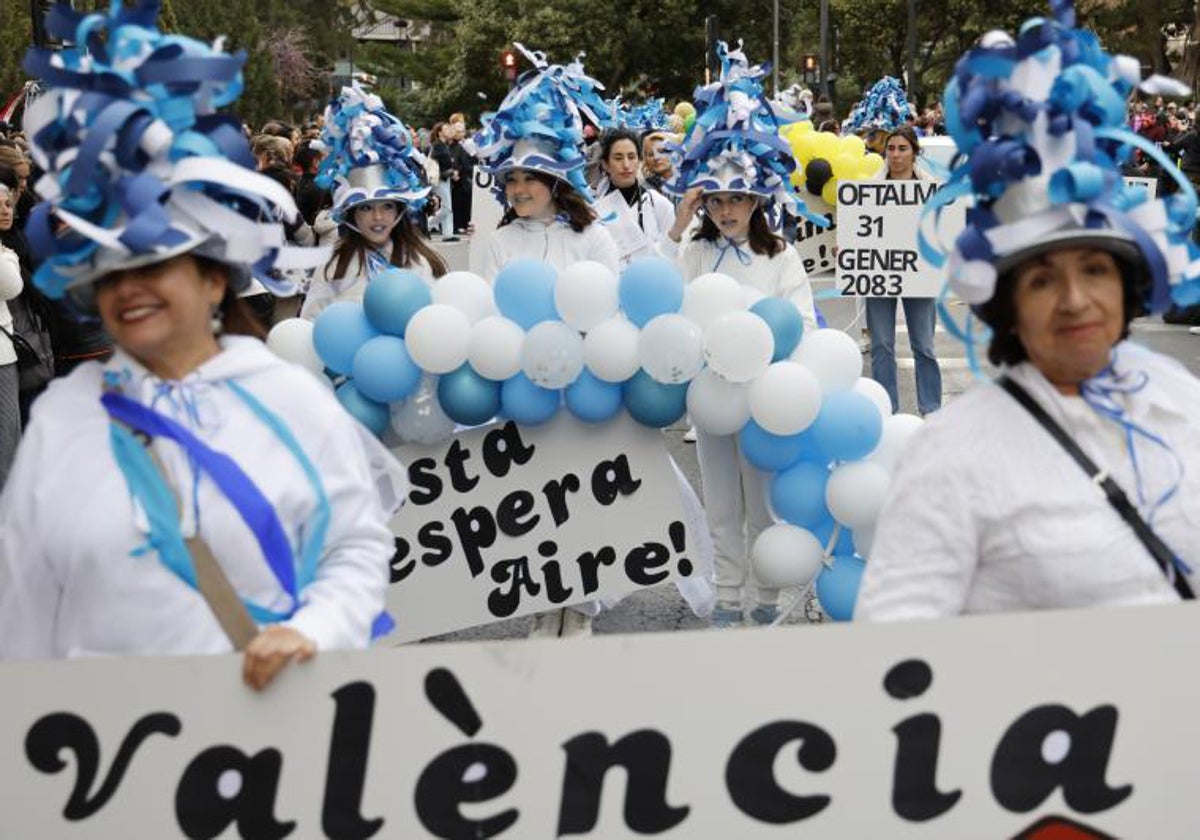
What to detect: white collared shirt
<box><xmin>478</xmin><ymin>217</ymin><xmax>620</xmax><ymax>281</ymax></box>
<box><xmin>856</xmin><ymin>341</ymin><xmax>1200</xmax><ymax>620</ymax></box>
<box><xmin>594</xmin><ymin>184</ymin><xmax>676</xmax><ymax>268</ymax></box>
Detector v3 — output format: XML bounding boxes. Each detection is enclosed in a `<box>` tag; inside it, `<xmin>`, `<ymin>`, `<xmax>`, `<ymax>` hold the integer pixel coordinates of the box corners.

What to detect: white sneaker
<box><xmin>683</xmin><ymin>426</ymin><xmax>697</xmax><ymax>443</ymax></box>
<box><xmin>528</xmin><ymin>609</ymin><xmax>564</xmax><ymax>638</ymax></box>
<box><xmin>1189</xmin><ymin>326</ymin><xmax>1200</xmax><ymax>335</ymax></box>
<box><xmin>560</xmin><ymin>609</ymin><xmax>594</xmax><ymax>638</ymax></box>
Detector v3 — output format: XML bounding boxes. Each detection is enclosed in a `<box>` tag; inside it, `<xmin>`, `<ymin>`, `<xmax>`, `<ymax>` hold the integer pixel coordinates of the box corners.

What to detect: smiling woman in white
<box><xmin>592</xmin><ymin>128</ymin><xmax>676</xmax><ymax>268</ymax></box>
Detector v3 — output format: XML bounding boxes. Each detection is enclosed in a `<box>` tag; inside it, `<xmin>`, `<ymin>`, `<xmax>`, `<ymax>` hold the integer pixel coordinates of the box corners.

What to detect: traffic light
<box><xmin>501</xmin><ymin>50</ymin><xmax>517</xmax><ymax>81</ymax></box>
<box><xmin>802</xmin><ymin>54</ymin><xmax>819</xmax><ymax>84</ymax></box>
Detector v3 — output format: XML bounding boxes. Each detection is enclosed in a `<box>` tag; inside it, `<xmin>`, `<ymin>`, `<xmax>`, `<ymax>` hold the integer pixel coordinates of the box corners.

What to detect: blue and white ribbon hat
<box><xmin>316</xmin><ymin>84</ymin><xmax>431</xmax><ymax>224</ymax></box>
<box><xmin>20</xmin><ymin>0</ymin><xmax>325</xmax><ymax>299</ymax></box>
<box><xmin>924</xmin><ymin>0</ymin><xmax>1200</xmax><ymax>314</ymax></box>
<box><xmin>618</xmin><ymin>98</ymin><xmax>671</xmax><ymax>134</ymax></box>
<box><xmin>467</xmin><ymin>44</ymin><xmax>616</xmax><ymax>203</ymax></box>
<box><xmin>841</xmin><ymin>77</ymin><xmax>913</xmax><ymax>136</ymax></box>
<box><xmin>663</xmin><ymin>41</ymin><xmax>825</xmax><ymax>228</ymax></box>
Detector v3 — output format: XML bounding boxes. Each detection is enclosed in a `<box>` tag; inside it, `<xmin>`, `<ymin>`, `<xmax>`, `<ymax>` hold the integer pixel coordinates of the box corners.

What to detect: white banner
<box><xmin>3</xmin><ymin>603</ymin><xmax>1197</xmax><ymax>837</ymax></box>
<box><xmin>385</xmin><ymin>414</ymin><xmax>695</xmax><ymax>641</ymax></box>
<box><xmin>1123</xmin><ymin>176</ymin><xmax>1158</xmax><ymax>200</ymax></box>
<box><xmin>836</xmin><ymin>179</ymin><xmax>966</xmax><ymax>298</ymax></box>
<box><xmin>793</xmin><ymin>195</ymin><xmax>837</xmax><ymax>277</ymax></box>
<box><xmin>468</xmin><ymin>171</ymin><xmax>504</xmax><ymax>276</ymax></box>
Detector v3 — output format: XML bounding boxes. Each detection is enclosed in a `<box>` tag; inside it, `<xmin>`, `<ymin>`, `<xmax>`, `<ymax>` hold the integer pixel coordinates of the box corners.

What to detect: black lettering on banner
<box><xmin>856</xmin><ymin>215</ymin><xmax>883</xmax><ymax>238</ymax></box>
<box><xmin>625</xmin><ymin>541</ymin><xmax>672</xmax><ymax>587</ymax></box>
<box><xmin>557</xmin><ymin>730</ymin><xmax>690</xmax><ymax>835</ymax></box>
<box><xmin>450</xmin><ymin>506</ymin><xmax>497</xmax><ymax>578</ymax></box>
<box><xmin>389</xmin><ymin>537</ymin><xmax>416</xmax><ymax>584</ymax></box>
<box><xmin>542</xmin><ymin>473</ymin><xmax>581</xmax><ymax>527</ymax></box>
<box><xmin>175</xmin><ymin>746</ymin><xmax>294</xmax><ymax>839</ymax></box>
<box><xmin>841</xmin><ymin>274</ymin><xmax>903</xmax><ymax>296</ymax></box>
<box><xmin>408</xmin><ymin>458</ymin><xmax>443</xmax><ymax>506</ymax></box>
<box><xmin>481</xmin><ymin>421</ymin><xmax>536</xmax><ymax>479</ymax></box>
<box><xmin>419</xmin><ymin>521</ymin><xmax>453</xmax><ymax>567</ymax></box>
<box><xmin>575</xmin><ymin>546</ymin><xmax>617</xmax><ymax>595</ymax></box>
<box><xmin>884</xmin><ymin>660</ymin><xmax>962</xmax><ymax>821</ymax></box>
<box><xmin>25</xmin><ymin>711</ymin><xmax>180</xmax><ymax>820</ymax></box>
<box><xmin>444</xmin><ymin>440</ymin><xmax>481</xmax><ymax>494</ymax></box>
<box><xmin>322</xmin><ymin>683</ymin><xmax>383</xmax><ymax>839</ymax></box>
<box><xmin>495</xmin><ymin>490</ymin><xmax>541</xmax><ymax>537</ymax></box>
<box><xmin>538</xmin><ymin>541</ymin><xmax>575</xmax><ymax>604</ymax></box>
<box><xmin>488</xmin><ymin>556</ymin><xmax>542</xmax><ymax>617</ymax></box>
<box><xmin>990</xmin><ymin>705</ymin><xmax>1131</xmax><ymax>814</ymax></box>
<box><xmin>726</xmin><ymin>721</ymin><xmax>836</xmax><ymax>823</ymax></box>
<box><xmin>591</xmin><ymin>454</ymin><xmax>642</xmax><ymax>505</ymax></box>
<box><xmin>417</xmin><ymin>669</ymin><xmax>519</xmax><ymax>839</ymax></box>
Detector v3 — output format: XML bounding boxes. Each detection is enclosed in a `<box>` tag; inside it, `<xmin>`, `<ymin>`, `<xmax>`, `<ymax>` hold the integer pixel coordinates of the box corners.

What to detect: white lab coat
<box><xmin>478</xmin><ymin>217</ymin><xmax>619</xmax><ymax>281</ymax></box>
<box><xmin>594</xmin><ymin>184</ymin><xmax>676</xmax><ymax>268</ymax></box>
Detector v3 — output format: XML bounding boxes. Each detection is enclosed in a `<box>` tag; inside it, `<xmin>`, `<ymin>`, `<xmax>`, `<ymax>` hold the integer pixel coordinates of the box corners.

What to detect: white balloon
<box><xmin>405</xmin><ymin>304</ymin><xmax>471</xmax><ymax>374</ymax></box>
<box><xmin>826</xmin><ymin>461</ymin><xmax>892</xmax><ymax>530</ymax></box>
<box><xmin>391</xmin><ymin>375</ymin><xmax>456</xmax><ymax>445</ymax></box>
<box><xmin>638</xmin><ymin>314</ymin><xmax>705</xmax><ymax>384</ymax></box>
<box><xmin>583</xmin><ymin>317</ymin><xmax>641</xmax><ymax>382</ymax></box>
<box><xmin>852</xmin><ymin>526</ymin><xmax>875</xmax><ymax>558</ymax></box>
<box><xmin>266</xmin><ymin>318</ymin><xmax>324</xmax><ymax>374</ymax></box>
<box><xmin>792</xmin><ymin>328</ymin><xmax>862</xmax><ymax>392</ymax></box>
<box><xmin>681</xmin><ymin>272</ymin><xmax>745</xmax><ymax>331</ymax></box>
<box><xmin>742</xmin><ymin>286</ymin><xmax>767</xmax><ymax>308</ymax></box>
<box><xmin>748</xmin><ymin>361</ymin><xmax>822</xmax><ymax>435</ymax></box>
<box><xmin>555</xmin><ymin>260</ymin><xmax>619</xmax><ymax>332</ymax></box>
<box><xmin>431</xmin><ymin>271</ymin><xmax>497</xmax><ymax>324</ymax></box>
<box><xmin>520</xmin><ymin>321</ymin><xmax>585</xmax><ymax>388</ymax></box>
<box><xmin>752</xmin><ymin>524</ymin><xmax>825</xmax><ymax>588</ymax></box>
<box><xmin>468</xmin><ymin>316</ymin><xmax>525</xmax><ymax>381</ymax></box>
<box><xmin>686</xmin><ymin>369</ymin><xmax>751</xmax><ymax>435</ymax></box>
<box><xmin>868</xmin><ymin>413</ymin><xmax>925</xmax><ymax>472</ymax></box>
<box><xmin>704</xmin><ymin>311</ymin><xmax>774</xmax><ymax>383</ymax></box>
<box><xmin>853</xmin><ymin>376</ymin><xmax>894</xmax><ymax>419</ymax></box>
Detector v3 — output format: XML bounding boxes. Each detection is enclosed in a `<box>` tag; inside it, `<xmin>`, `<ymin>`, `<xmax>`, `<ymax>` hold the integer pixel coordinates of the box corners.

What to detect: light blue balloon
<box><xmin>363</xmin><ymin>268</ymin><xmax>433</xmax><ymax>336</ymax></box>
<box><xmin>335</xmin><ymin>381</ymin><xmax>390</xmax><ymax>436</ymax></box>
<box><xmin>314</xmin><ymin>302</ymin><xmax>380</xmax><ymax>375</ymax></box>
<box><xmin>811</xmin><ymin>515</ymin><xmax>855</xmax><ymax>555</ymax></box>
<box><xmin>352</xmin><ymin>336</ymin><xmax>422</xmax><ymax>403</ymax></box>
<box><xmin>811</xmin><ymin>390</ymin><xmax>884</xmax><ymax>462</ymax></box>
<box><xmin>816</xmin><ymin>554</ymin><xmax>866</xmax><ymax>621</ymax></box>
<box><xmin>618</xmin><ymin>257</ymin><xmax>684</xmax><ymax>327</ymax></box>
<box><xmin>565</xmin><ymin>369</ymin><xmax>623</xmax><ymax>423</ymax></box>
<box><xmin>623</xmin><ymin>369</ymin><xmax>687</xmax><ymax>427</ymax></box>
<box><xmin>494</xmin><ymin>259</ymin><xmax>558</xmax><ymax>329</ymax></box>
<box><xmin>770</xmin><ymin>460</ymin><xmax>830</xmax><ymax>528</ymax></box>
<box><xmin>738</xmin><ymin>421</ymin><xmax>818</xmax><ymax>472</ymax></box>
<box><xmin>437</xmin><ymin>364</ymin><xmax>501</xmax><ymax>426</ymax></box>
<box><xmin>501</xmin><ymin>373</ymin><xmax>560</xmax><ymax>426</ymax></box>
<box><xmin>751</xmin><ymin>297</ymin><xmax>804</xmax><ymax>361</ymax></box>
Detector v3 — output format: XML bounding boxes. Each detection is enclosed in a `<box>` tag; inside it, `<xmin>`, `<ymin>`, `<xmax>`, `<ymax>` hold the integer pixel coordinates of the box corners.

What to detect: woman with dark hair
<box><xmin>428</xmin><ymin>121</ymin><xmax>458</xmax><ymax>243</ymax></box>
<box><xmin>864</xmin><ymin>125</ymin><xmax>943</xmax><ymax>416</ymax></box>
<box><xmin>594</xmin><ymin>128</ymin><xmax>675</xmax><ymax>267</ymax></box>
<box><xmin>0</xmin><ymin>4</ymin><xmax>404</xmax><ymax>687</ymax></box>
<box><xmin>301</xmin><ymin>87</ymin><xmax>448</xmax><ymax>319</ymax></box>
<box><xmin>856</xmin><ymin>2</ymin><xmax>1200</xmax><ymax>619</ymax></box>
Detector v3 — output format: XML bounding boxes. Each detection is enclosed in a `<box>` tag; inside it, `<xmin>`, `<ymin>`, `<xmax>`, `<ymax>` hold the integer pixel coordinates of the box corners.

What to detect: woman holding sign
<box><xmin>856</xmin><ymin>3</ymin><xmax>1200</xmax><ymax>619</ymax></box>
<box><xmin>660</xmin><ymin>43</ymin><xmax>821</xmax><ymax>627</ymax></box>
<box><xmin>864</xmin><ymin>126</ymin><xmax>943</xmax><ymax>416</ymax></box>
<box><xmin>0</xmin><ymin>3</ymin><xmax>407</xmax><ymax>690</ymax></box>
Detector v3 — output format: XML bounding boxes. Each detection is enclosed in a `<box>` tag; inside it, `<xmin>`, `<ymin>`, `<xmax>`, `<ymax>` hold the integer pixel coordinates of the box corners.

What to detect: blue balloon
<box><xmin>335</xmin><ymin>381</ymin><xmax>389</xmax><ymax>436</ymax></box>
<box><xmin>565</xmin><ymin>369</ymin><xmax>623</xmax><ymax>423</ymax></box>
<box><xmin>751</xmin><ymin>297</ymin><xmax>804</xmax><ymax>361</ymax></box>
<box><xmin>623</xmin><ymin>369</ymin><xmax>687</xmax><ymax>427</ymax></box>
<box><xmin>770</xmin><ymin>460</ymin><xmax>831</xmax><ymax>528</ymax></box>
<box><xmin>618</xmin><ymin>257</ymin><xmax>684</xmax><ymax>327</ymax></box>
<box><xmin>363</xmin><ymin>268</ymin><xmax>433</xmax><ymax>336</ymax></box>
<box><xmin>810</xmin><ymin>390</ymin><xmax>884</xmax><ymax>462</ymax></box>
<box><xmin>501</xmin><ymin>373</ymin><xmax>560</xmax><ymax>426</ymax></box>
<box><xmin>816</xmin><ymin>554</ymin><xmax>866</xmax><ymax>621</ymax></box>
<box><xmin>313</xmin><ymin>302</ymin><xmax>380</xmax><ymax>375</ymax></box>
<box><xmin>811</xmin><ymin>516</ymin><xmax>855</xmax><ymax>555</ymax></box>
<box><xmin>437</xmin><ymin>364</ymin><xmax>501</xmax><ymax>426</ymax></box>
<box><xmin>494</xmin><ymin>259</ymin><xmax>558</xmax><ymax>329</ymax></box>
<box><xmin>738</xmin><ymin>421</ymin><xmax>821</xmax><ymax>472</ymax></box>
<box><xmin>352</xmin><ymin>336</ymin><xmax>422</xmax><ymax>403</ymax></box>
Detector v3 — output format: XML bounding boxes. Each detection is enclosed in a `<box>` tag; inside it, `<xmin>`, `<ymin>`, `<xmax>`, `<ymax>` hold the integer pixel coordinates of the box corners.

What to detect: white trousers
<box><xmin>695</xmin><ymin>430</ymin><xmax>777</xmax><ymax>606</ymax></box>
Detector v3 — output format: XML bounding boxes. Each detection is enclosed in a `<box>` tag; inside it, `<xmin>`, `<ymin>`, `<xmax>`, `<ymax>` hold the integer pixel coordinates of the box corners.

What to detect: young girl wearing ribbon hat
<box><xmin>660</xmin><ymin>42</ymin><xmax>823</xmax><ymax>628</ymax></box>
<box><xmin>857</xmin><ymin>0</ymin><xmax>1200</xmax><ymax>619</ymax></box>
<box><xmin>301</xmin><ymin>85</ymin><xmax>447</xmax><ymax>319</ymax></box>
<box><xmin>0</xmin><ymin>1</ymin><xmax>408</xmax><ymax>690</ymax></box>
<box><xmin>469</xmin><ymin>45</ymin><xmax>619</xmax><ymax>280</ymax></box>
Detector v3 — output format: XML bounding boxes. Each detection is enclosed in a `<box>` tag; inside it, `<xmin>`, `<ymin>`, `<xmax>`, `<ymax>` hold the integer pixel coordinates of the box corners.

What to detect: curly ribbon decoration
<box><xmin>841</xmin><ymin>76</ymin><xmax>913</xmax><ymax>135</ymax></box>
<box><xmin>617</xmin><ymin>98</ymin><xmax>671</xmax><ymax>133</ymax></box>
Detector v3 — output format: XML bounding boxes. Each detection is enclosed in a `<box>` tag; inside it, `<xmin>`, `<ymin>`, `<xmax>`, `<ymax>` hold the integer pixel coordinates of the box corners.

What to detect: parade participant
<box><xmin>641</xmin><ymin>130</ymin><xmax>676</xmax><ymax>195</ymax></box>
<box><xmin>865</xmin><ymin>125</ymin><xmax>943</xmax><ymax>415</ymax></box>
<box><xmin>301</xmin><ymin>85</ymin><xmax>446</xmax><ymax>319</ymax></box>
<box><xmin>0</xmin><ymin>1</ymin><xmax>406</xmax><ymax>690</ymax></box>
<box><xmin>856</xmin><ymin>1</ymin><xmax>1200</xmax><ymax>619</ymax></box>
<box><xmin>660</xmin><ymin>41</ymin><xmax>823</xmax><ymax>628</ymax></box>
<box><xmin>0</xmin><ymin>221</ymin><xmax>20</xmax><ymax>490</ymax></box>
<box><xmin>594</xmin><ymin>127</ymin><xmax>675</xmax><ymax>267</ymax></box>
<box><xmin>469</xmin><ymin>45</ymin><xmax>619</xmax><ymax>280</ymax></box>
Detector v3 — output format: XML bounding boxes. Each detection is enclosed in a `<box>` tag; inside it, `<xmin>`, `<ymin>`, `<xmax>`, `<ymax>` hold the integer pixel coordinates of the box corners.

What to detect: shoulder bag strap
<box><xmin>998</xmin><ymin>375</ymin><xmax>1194</xmax><ymax>600</ymax></box>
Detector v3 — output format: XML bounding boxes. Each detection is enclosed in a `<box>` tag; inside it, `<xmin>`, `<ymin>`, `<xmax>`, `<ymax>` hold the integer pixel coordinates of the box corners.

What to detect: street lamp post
<box><xmin>773</xmin><ymin>0</ymin><xmax>780</xmax><ymax>97</ymax></box>
<box><xmin>819</xmin><ymin>0</ymin><xmax>830</xmax><ymax>99</ymax></box>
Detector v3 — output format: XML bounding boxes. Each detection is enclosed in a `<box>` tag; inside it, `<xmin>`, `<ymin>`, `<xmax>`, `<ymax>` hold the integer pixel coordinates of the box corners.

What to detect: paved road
<box><xmin>423</xmin><ymin>242</ymin><xmax>1200</xmax><ymax>644</ymax></box>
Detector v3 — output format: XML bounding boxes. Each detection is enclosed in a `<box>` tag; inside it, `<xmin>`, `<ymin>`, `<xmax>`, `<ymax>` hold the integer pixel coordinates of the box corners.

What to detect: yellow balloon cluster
<box><xmin>780</xmin><ymin>121</ymin><xmax>885</xmax><ymax>205</ymax></box>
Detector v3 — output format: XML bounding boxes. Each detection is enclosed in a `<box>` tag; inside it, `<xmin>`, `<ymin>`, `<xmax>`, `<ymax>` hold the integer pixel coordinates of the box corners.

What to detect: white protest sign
<box><xmin>1123</xmin><ymin>176</ymin><xmax>1158</xmax><ymax>200</ymax></box>
<box><xmin>385</xmin><ymin>413</ymin><xmax>696</xmax><ymax>641</ymax></box>
<box><xmin>836</xmin><ymin>179</ymin><xmax>966</xmax><ymax>298</ymax></box>
<box><xmin>794</xmin><ymin>194</ymin><xmax>837</xmax><ymax>276</ymax></box>
<box><xmin>3</xmin><ymin>602</ymin><xmax>1197</xmax><ymax>837</ymax></box>
<box><xmin>468</xmin><ymin>170</ymin><xmax>504</xmax><ymax>276</ymax></box>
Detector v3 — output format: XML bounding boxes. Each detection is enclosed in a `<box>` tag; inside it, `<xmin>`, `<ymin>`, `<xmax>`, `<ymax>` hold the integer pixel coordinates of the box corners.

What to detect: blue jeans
<box><xmin>866</xmin><ymin>297</ymin><xmax>942</xmax><ymax>415</ymax></box>
<box><xmin>434</xmin><ymin>180</ymin><xmax>454</xmax><ymax>237</ymax></box>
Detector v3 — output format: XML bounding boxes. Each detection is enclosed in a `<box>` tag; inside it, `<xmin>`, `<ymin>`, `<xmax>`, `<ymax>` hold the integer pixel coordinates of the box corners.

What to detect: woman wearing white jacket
<box><xmin>0</xmin><ymin>239</ymin><xmax>22</xmax><ymax>489</ymax></box>
<box><xmin>592</xmin><ymin>128</ymin><xmax>676</xmax><ymax>268</ymax></box>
